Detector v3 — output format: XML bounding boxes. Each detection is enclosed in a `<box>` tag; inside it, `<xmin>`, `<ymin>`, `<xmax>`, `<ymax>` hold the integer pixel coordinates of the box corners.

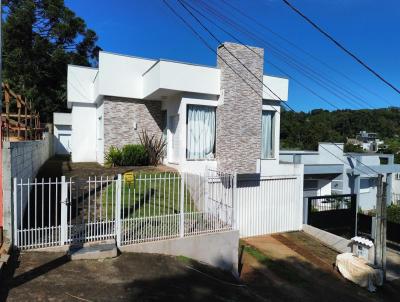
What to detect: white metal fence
<box><xmin>13</xmin><ymin>170</ymin><xmax>234</xmax><ymax>250</ymax></box>
<box><xmin>235</xmin><ymin>175</ymin><xmax>303</xmax><ymax>237</ymax></box>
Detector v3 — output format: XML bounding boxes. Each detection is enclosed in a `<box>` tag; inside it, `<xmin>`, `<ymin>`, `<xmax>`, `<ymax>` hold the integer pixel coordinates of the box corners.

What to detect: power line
<box><xmin>173</xmin><ymin>0</ymin><xmax>378</xmax><ymax>176</ymax></box>
<box><xmin>281</xmin><ymin>0</ymin><xmax>400</xmax><ymax>96</ymax></box>
<box><xmin>165</xmin><ymin>0</ymin><xmax>380</xmax><ymax>177</ymax></box>
<box><xmin>161</xmin><ymin>0</ymin><xmax>279</xmax><ymax>107</ymax></box>
<box><xmin>177</xmin><ymin>0</ymin><xmax>380</xmax><ymax>177</ymax></box>
<box><xmin>184</xmin><ymin>0</ymin><xmax>371</xmax><ymax>111</ymax></box>
<box><xmin>195</xmin><ymin>0</ymin><xmax>376</xmax><ymax>110</ymax></box>
<box><xmin>219</xmin><ymin>0</ymin><xmax>394</xmax><ymax>107</ymax></box>
<box><xmin>177</xmin><ymin>0</ymin><xmax>293</xmax><ymax>108</ymax></box>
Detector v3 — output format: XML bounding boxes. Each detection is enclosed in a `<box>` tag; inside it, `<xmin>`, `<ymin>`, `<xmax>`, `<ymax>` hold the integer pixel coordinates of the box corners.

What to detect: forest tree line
<box><xmin>280</xmin><ymin>108</ymin><xmax>400</xmax><ymax>162</ymax></box>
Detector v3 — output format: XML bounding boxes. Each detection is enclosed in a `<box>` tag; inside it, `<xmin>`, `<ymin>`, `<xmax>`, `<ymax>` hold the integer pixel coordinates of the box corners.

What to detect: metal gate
<box><xmin>13</xmin><ymin>170</ymin><xmax>234</xmax><ymax>250</ymax></box>
<box><xmin>307</xmin><ymin>194</ymin><xmax>357</xmax><ymax>238</ymax></box>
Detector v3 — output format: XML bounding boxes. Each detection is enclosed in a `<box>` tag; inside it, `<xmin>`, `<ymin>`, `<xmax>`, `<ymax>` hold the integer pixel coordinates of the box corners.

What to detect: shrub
<box><xmin>105</xmin><ymin>145</ymin><xmax>149</xmax><ymax>166</ymax></box>
<box><xmin>105</xmin><ymin>146</ymin><xmax>123</xmax><ymax>167</ymax></box>
<box><xmin>139</xmin><ymin>130</ymin><xmax>166</xmax><ymax>166</ymax></box>
<box><xmin>388</xmin><ymin>204</ymin><xmax>400</xmax><ymax>224</ymax></box>
<box><xmin>121</xmin><ymin>144</ymin><xmax>148</xmax><ymax>166</ymax></box>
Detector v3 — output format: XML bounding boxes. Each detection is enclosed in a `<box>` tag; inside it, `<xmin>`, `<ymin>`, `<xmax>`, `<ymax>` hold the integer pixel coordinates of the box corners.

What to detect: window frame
<box><xmin>186</xmin><ymin>104</ymin><xmax>216</xmax><ymax>161</ymax></box>
<box><xmin>261</xmin><ymin>110</ymin><xmax>276</xmax><ymax>159</ymax></box>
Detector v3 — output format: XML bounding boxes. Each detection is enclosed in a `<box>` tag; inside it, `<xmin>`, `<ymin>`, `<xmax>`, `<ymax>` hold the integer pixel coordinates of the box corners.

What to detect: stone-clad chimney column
<box><xmin>216</xmin><ymin>42</ymin><xmax>264</xmax><ymax>173</ymax></box>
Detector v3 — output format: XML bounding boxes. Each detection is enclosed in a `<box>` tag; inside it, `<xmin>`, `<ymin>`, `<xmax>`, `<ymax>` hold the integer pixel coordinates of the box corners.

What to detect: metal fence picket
<box><xmin>115</xmin><ymin>174</ymin><xmax>122</xmax><ymax>247</ymax></box>
<box><xmin>12</xmin><ymin>170</ymin><xmax>234</xmax><ymax>250</ymax></box>
<box><xmin>60</xmin><ymin>176</ymin><xmax>68</xmax><ymax>245</ymax></box>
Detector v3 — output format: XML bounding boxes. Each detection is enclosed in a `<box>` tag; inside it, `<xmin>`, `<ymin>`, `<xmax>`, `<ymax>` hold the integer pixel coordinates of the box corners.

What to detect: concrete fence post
<box><xmin>60</xmin><ymin>176</ymin><xmax>68</xmax><ymax>245</ymax></box>
<box><xmin>115</xmin><ymin>174</ymin><xmax>122</xmax><ymax>247</ymax></box>
<box><xmin>180</xmin><ymin>173</ymin><xmax>185</xmax><ymax>238</ymax></box>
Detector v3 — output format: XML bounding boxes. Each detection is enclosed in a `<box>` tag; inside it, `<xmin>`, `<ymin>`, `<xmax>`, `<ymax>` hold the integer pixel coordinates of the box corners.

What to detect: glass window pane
<box><xmin>261</xmin><ymin>111</ymin><xmax>275</xmax><ymax>158</ymax></box>
<box><xmin>186</xmin><ymin>105</ymin><xmax>216</xmax><ymax>160</ymax></box>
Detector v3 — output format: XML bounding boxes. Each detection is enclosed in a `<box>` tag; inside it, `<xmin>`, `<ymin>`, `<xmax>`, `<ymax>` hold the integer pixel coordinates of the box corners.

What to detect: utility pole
<box><xmin>0</xmin><ymin>0</ymin><xmax>3</xmax><ymax>242</ymax></box>
<box><xmin>375</xmin><ymin>174</ymin><xmax>387</xmax><ymax>279</ymax></box>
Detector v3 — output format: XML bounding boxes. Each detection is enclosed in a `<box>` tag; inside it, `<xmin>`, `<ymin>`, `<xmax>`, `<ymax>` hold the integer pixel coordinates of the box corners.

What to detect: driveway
<box><xmin>241</xmin><ymin>232</ymin><xmax>400</xmax><ymax>302</ymax></box>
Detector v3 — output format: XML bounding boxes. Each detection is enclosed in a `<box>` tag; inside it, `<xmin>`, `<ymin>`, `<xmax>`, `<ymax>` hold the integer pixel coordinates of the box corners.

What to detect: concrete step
<box><xmin>68</xmin><ymin>239</ymin><xmax>118</xmax><ymax>260</ymax></box>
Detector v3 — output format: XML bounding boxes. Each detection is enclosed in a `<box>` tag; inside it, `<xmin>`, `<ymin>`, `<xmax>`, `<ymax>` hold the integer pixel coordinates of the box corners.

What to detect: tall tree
<box><xmin>2</xmin><ymin>0</ymin><xmax>100</xmax><ymax>122</ymax></box>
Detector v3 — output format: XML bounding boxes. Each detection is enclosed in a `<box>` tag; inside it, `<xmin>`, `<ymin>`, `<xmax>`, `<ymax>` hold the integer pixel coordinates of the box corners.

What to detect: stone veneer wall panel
<box><xmin>103</xmin><ymin>97</ymin><xmax>163</xmax><ymax>153</ymax></box>
<box><xmin>216</xmin><ymin>42</ymin><xmax>264</xmax><ymax>173</ymax></box>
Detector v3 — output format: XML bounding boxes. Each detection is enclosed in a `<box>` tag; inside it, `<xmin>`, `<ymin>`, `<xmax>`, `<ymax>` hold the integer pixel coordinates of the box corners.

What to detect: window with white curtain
<box><xmin>186</xmin><ymin>105</ymin><xmax>216</xmax><ymax>160</ymax></box>
<box><xmin>261</xmin><ymin>110</ymin><xmax>275</xmax><ymax>159</ymax></box>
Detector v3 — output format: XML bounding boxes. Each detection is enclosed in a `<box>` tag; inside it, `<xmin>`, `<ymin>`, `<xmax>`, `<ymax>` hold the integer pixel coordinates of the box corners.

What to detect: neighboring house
<box><xmin>67</xmin><ymin>42</ymin><xmax>297</xmax><ymax>176</ymax></box>
<box><xmin>347</xmin><ymin>131</ymin><xmax>385</xmax><ymax>152</ymax></box>
<box><xmin>280</xmin><ymin>142</ymin><xmax>400</xmax><ymax>210</ymax></box>
<box><xmin>392</xmin><ymin>173</ymin><xmax>400</xmax><ymax>204</ymax></box>
<box><xmin>53</xmin><ymin>112</ymin><xmax>72</xmax><ymax>155</ymax></box>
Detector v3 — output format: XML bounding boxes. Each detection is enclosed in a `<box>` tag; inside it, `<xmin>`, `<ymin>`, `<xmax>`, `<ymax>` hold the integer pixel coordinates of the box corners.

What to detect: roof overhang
<box><xmin>304</xmin><ymin>164</ymin><xmax>343</xmax><ymax>175</ymax></box>
<box><xmin>142</xmin><ymin>60</ymin><xmax>220</xmax><ymax>99</ymax></box>
<box><xmin>346</xmin><ymin>164</ymin><xmax>400</xmax><ymax>176</ymax></box>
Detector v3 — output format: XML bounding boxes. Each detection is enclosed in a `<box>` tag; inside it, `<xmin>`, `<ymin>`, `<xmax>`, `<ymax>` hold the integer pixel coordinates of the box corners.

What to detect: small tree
<box><xmin>139</xmin><ymin>130</ymin><xmax>166</xmax><ymax>166</ymax></box>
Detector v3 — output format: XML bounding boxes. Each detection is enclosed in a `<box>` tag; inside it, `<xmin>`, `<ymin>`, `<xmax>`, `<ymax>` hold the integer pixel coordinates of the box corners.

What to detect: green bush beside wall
<box><xmin>105</xmin><ymin>144</ymin><xmax>148</xmax><ymax>166</ymax></box>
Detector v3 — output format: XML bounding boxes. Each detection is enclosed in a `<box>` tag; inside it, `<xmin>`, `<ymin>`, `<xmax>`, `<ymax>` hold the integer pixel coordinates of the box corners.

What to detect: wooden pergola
<box><xmin>1</xmin><ymin>83</ymin><xmax>44</xmax><ymax>141</ymax></box>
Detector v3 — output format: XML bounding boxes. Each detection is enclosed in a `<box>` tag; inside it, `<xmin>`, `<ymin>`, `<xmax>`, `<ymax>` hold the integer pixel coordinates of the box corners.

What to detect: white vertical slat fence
<box><xmin>235</xmin><ymin>175</ymin><xmax>303</xmax><ymax>237</ymax></box>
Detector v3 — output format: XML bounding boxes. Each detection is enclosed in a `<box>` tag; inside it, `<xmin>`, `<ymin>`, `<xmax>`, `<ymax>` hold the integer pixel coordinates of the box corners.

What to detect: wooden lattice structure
<box><xmin>1</xmin><ymin>83</ymin><xmax>44</xmax><ymax>141</ymax></box>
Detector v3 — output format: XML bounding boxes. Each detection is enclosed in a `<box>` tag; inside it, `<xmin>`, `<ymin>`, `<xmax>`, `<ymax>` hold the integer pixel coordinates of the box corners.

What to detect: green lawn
<box><xmin>101</xmin><ymin>171</ymin><xmax>197</xmax><ymax>219</ymax></box>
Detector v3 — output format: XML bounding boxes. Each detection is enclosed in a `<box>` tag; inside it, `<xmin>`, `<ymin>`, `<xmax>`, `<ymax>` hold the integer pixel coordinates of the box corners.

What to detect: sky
<box><xmin>65</xmin><ymin>0</ymin><xmax>400</xmax><ymax>112</ymax></box>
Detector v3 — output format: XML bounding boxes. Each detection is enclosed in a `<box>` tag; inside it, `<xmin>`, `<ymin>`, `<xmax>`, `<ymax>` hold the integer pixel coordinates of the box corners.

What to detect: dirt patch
<box><xmin>271</xmin><ymin>233</ymin><xmax>333</xmax><ymax>270</ymax></box>
<box><xmin>0</xmin><ymin>251</ymin><xmax>256</xmax><ymax>302</ymax></box>
<box><xmin>241</xmin><ymin>232</ymin><xmax>400</xmax><ymax>302</ymax></box>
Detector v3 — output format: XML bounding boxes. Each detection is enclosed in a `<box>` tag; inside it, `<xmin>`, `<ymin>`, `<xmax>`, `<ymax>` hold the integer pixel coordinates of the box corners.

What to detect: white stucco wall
<box><xmin>161</xmin><ymin>94</ymin><xmax>218</xmax><ymax>173</ymax></box>
<box><xmin>393</xmin><ymin>175</ymin><xmax>400</xmax><ymax>195</ymax></box>
<box><xmin>53</xmin><ymin>112</ymin><xmax>72</xmax><ymax>125</ymax></box>
<box><xmin>53</xmin><ymin>112</ymin><xmax>72</xmax><ymax>155</ymax></box>
<box><xmin>98</xmin><ymin>52</ymin><xmax>156</xmax><ymax>99</ymax></box>
<box><xmin>262</xmin><ymin>75</ymin><xmax>289</xmax><ymax>101</ymax></box>
<box><xmin>96</xmin><ymin>99</ymin><xmax>105</xmax><ymax>164</ymax></box>
<box><xmin>71</xmin><ymin>103</ymin><xmax>97</xmax><ymax>162</ymax></box>
<box><xmin>143</xmin><ymin>60</ymin><xmax>220</xmax><ymax>98</ymax></box>
<box><xmin>67</xmin><ymin>65</ymin><xmax>98</xmax><ymax>108</ymax></box>
<box><xmin>319</xmin><ymin>179</ymin><xmax>332</xmax><ymax>196</ymax></box>
<box><xmin>54</xmin><ymin>124</ymin><xmax>72</xmax><ymax>155</ymax></box>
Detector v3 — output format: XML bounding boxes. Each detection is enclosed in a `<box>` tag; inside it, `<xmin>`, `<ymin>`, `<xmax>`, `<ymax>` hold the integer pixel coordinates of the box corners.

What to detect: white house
<box><xmin>67</xmin><ymin>42</ymin><xmax>297</xmax><ymax>176</ymax></box>
<box><xmin>280</xmin><ymin>143</ymin><xmax>400</xmax><ymax>210</ymax></box>
<box><xmin>392</xmin><ymin>173</ymin><xmax>400</xmax><ymax>204</ymax></box>
<box><xmin>53</xmin><ymin>112</ymin><xmax>72</xmax><ymax>155</ymax></box>
<box><xmin>67</xmin><ymin>42</ymin><xmax>305</xmax><ymax>238</ymax></box>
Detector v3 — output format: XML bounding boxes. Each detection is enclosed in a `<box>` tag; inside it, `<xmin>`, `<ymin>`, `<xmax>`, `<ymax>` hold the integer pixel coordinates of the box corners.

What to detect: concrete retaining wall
<box><xmin>2</xmin><ymin>135</ymin><xmax>53</xmax><ymax>240</ymax></box>
<box><xmin>119</xmin><ymin>230</ymin><xmax>239</xmax><ymax>276</ymax></box>
<box><xmin>302</xmin><ymin>224</ymin><xmax>351</xmax><ymax>253</ymax></box>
